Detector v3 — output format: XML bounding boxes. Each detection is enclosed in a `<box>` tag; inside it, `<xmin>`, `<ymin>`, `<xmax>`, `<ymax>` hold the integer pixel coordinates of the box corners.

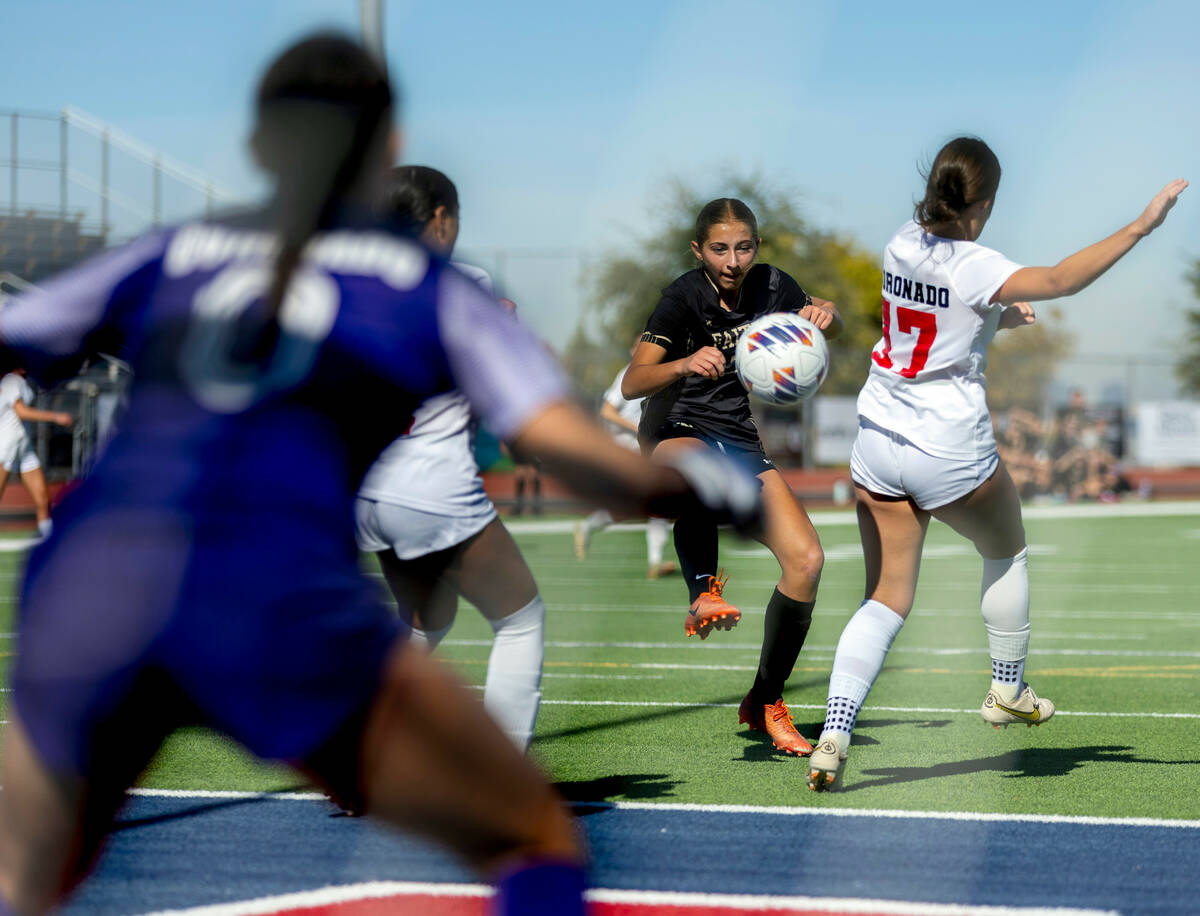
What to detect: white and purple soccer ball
<box><xmin>735</xmin><ymin>312</ymin><xmax>829</xmax><ymax>405</ymax></box>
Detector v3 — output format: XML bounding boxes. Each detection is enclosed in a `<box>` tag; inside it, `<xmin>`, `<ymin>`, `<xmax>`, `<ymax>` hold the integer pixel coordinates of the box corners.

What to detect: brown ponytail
<box><xmin>914</xmin><ymin>137</ymin><xmax>1001</xmax><ymax>230</ymax></box>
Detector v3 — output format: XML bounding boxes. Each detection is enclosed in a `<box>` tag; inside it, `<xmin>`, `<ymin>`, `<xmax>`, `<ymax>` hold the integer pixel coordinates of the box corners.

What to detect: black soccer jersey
<box><xmin>639</xmin><ymin>263</ymin><xmax>810</xmax><ymax>448</ymax></box>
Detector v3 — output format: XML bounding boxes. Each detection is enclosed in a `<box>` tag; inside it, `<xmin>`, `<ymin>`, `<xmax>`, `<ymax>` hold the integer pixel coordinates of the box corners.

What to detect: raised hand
<box><xmin>1135</xmin><ymin>178</ymin><xmax>1188</xmax><ymax>236</ymax></box>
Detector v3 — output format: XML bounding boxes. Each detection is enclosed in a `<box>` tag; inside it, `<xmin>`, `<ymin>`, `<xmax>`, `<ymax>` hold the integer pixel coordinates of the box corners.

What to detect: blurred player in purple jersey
<box><xmin>0</xmin><ymin>33</ymin><xmax>762</xmax><ymax>914</ymax></box>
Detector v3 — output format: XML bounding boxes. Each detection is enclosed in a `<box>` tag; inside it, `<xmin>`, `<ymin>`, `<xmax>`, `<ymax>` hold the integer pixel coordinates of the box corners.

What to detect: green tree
<box><xmin>1175</xmin><ymin>260</ymin><xmax>1200</xmax><ymax>396</ymax></box>
<box><xmin>566</xmin><ymin>174</ymin><xmax>882</xmax><ymax>398</ymax></box>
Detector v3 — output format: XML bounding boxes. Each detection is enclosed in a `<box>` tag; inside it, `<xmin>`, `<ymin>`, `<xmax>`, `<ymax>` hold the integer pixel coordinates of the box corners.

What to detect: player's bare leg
<box><xmin>330</xmin><ymin>640</ymin><xmax>585</xmax><ymax>878</ymax></box>
<box><xmin>809</xmin><ymin>486</ymin><xmax>928</xmax><ymax>790</ymax></box>
<box><xmin>739</xmin><ymin>469</ymin><xmax>821</xmax><ymax>755</ymax></box>
<box><xmin>375</xmin><ymin>547</ymin><xmax>459</xmax><ymax>643</ymax></box>
<box><xmin>929</xmin><ymin>461</ymin><xmax>1025</xmax><ymax>559</ymax></box>
<box><xmin>443</xmin><ymin>518</ymin><xmax>538</xmax><ymax>620</ymax></box>
<box><xmin>18</xmin><ymin>467</ymin><xmax>53</xmax><ymax>528</ymax></box>
<box><xmin>0</xmin><ymin>712</ymin><xmax>155</xmax><ymax>915</ymax></box>
<box><xmin>0</xmin><ymin>715</ymin><xmax>85</xmax><ymax>914</ymax></box>
<box><xmin>857</xmin><ymin>486</ymin><xmax>930</xmax><ymax>617</ymax></box>
<box><xmin>932</xmin><ymin>463</ymin><xmax>1052</xmax><ymax>726</ymax></box>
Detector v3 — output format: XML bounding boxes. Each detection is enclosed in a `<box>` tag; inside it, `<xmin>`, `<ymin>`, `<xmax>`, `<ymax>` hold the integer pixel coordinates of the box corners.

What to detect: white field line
<box><xmin>124</xmin><ymin>786</ymin><xmax>1200</xmax><ymax>834</ymax></box>
<box><xmin>135</xmin><ymin>879</ymin><xmax>1120</xmax><ymax>916</ymax></box>
<box><xmin>538</xmin><ymin>698</ymin><xmax>1200</xmax><ymax>719</ymax></box>
<box><xmin>443</xmin><ymin>638</ymin><xmax>1200</xmax><ymax>659</ymax></box>
<box><xmin>542</xmin><ymin>672</ymin><xmax>666</xmax><ymax>680</ymax></box>
<box><xmin>504</xmin><ymin>500</ymin><xmax>1200</xmax><ymax>535</ymax></box>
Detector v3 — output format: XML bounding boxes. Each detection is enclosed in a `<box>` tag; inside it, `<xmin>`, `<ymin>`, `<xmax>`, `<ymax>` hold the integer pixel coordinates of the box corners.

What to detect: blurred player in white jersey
<box><xmin>808</xmin><ymin>137</ymin><xmax>1187</xmax><ymax>790</ymax></box>
<box><xmin>573</xmin><ymin>343</ymin><xmax>677</xmax><ymax>578</ymax></box>
<box><xmin>0</xmin><ymin>368</ymin><xmax>73</xmax><ymax>539</ymax></box>
<box><xmin>355</xmin><ymin>165</ymin><xmax>547</xmax><ymax>750</ymax></box>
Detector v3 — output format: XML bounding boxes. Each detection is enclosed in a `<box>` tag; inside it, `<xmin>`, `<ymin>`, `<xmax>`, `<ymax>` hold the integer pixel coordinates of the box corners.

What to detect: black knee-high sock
<box><xmin>750</xmin><ymin>588</ymin><xmax>815</xmax><ymax>703</ymax></box>
<box><xmin>673</xmin><ymin>512</ymin><xmax>719</xmax><ymax>603</ymax></box>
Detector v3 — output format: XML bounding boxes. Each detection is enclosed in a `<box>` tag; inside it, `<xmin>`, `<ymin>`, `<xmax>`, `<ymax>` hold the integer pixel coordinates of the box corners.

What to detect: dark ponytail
<box><xmin>694</xmin><ymin>198</ymin><xmax>758</xmax><ymax>244</ymax></box>
<box><xmin>380</xmin><ymin>165</ymin><xmax>459</xmax><ymax>228</ymax></box>
<box><xmin>914</xmin><ymin>137</ymin><xmax>1001</xmax><ymax>229</ymax></box>
<box><xmin>252</xmin><ymin>33</ymin><xmax>393</xmax><ymax>329</ymax></box>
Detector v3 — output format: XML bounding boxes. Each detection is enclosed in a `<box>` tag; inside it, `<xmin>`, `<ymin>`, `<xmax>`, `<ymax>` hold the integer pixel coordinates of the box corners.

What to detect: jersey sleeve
<box><xmin>948</xmin><ymin>243</ymin><xmax>1023</xmax><ymax>312</ymax></box>
<box><xmin>435</xmin><ymin>269</ymin><xmax>569</xmax><ymax>440</ymax></box>
<box><xmin>775</xmin><ymin>269</ymin><xmax>811</xmax><ymax>312</ymax></box>
<box><xmin>640</xmin><ymin>293</ymin><xmax>690</xmax><ymax>354</ymax></box>
<box><xmin>0</xmin><ymin>231</ymin><xmax>168</xmax><ymax>382</ymax></box>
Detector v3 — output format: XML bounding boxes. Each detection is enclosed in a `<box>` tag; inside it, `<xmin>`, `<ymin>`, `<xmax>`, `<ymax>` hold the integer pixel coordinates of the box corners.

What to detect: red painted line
<box><xmin>240</xmin><ymin>895</ymin><xmax>977</xmax><ymax>916</ymax></box>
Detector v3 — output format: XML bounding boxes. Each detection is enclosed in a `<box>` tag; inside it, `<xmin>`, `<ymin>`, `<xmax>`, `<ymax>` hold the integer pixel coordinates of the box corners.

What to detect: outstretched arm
<box><xmin>992</xmin><ymin>179</ymin><xmax>1188</xmax><ymax>305</ymax></box>
<box><xmin>599</xmin><ymin>400</ymin><xmax>638</xmax><ymax>435</ymax></box>
<box><xmin>13</xmin><ymin>401</ymin><xmax>73</xmax><ymax>427</ymax></box>
<box><xmin>510</xmin><ymin>401</ymin><xmax>760</xmax><ymax>530</ymax></box>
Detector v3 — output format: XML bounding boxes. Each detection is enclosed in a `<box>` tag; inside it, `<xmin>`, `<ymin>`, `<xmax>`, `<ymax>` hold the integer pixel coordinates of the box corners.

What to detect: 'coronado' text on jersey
<box><xmin>884</xmin><ymin>271</ymin><xmax>950</xmax><ymax>308</ymax></box>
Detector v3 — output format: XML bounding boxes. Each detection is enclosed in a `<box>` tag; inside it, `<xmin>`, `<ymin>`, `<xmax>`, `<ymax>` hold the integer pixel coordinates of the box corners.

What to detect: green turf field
<box><xmin>3</xmin><ymin>504</ymin><xmax>1198</xmax><ymax>821</ymax></box>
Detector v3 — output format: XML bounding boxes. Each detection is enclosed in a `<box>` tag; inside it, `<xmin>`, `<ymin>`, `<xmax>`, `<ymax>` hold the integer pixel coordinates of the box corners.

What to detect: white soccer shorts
<box><xmin>354</xmin><ymin>496</ymin><xmax>497</xmax><ymax>559</ymax></box>
<box><xmin>0</xmin><ymin>436</ymin><xmax>42</xmax><ymax>474</ymax></box>
<box><xmin>850</xmin><ymin>418</ymin><xmax>999</xmax><ymax>510</ymax></box>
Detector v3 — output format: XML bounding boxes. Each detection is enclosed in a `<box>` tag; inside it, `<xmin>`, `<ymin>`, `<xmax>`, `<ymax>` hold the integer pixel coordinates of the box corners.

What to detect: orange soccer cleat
<box><xmin>684</xmin><ymin>570</ymin><xmax>740</xmax><ymax>638</ymax></box>
<box><xmin>739</xmin><ymin>692</ymin><xmax>813</xmax><ymax>756</ymax></box>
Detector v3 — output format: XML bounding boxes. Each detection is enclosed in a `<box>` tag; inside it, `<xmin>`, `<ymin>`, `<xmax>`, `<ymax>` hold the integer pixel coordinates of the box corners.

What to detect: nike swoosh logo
<box><xmin>994</xmin><ymin>700</ymin><xmax>1041</xmax><ymax>722</ymax></box>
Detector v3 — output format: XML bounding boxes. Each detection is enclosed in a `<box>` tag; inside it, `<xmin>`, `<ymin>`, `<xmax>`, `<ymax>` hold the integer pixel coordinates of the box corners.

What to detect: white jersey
<box><xmin>602</xmin><ymin>365</ymin><xmax>642</xmax><ymax>451</ymax></box>
<box><xmin>856</xmin><ymin>221</ymin><xmax>1022</xmax><ymax>460</ymax></box>
<box><xmin>0</xmin><ymin>373</ymin><xmax>33</xmax><ymax>446</ymax></box>
<box><xmin>357</xmin><ymin>262</ymin><xmax>495</xmax><ymax>515</ymax></box>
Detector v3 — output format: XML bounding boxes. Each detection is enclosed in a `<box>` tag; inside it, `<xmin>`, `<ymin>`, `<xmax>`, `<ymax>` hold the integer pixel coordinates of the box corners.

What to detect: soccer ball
<box><xmin>735</xmin><ymin>312</ymin><xmax>829</xmax><ymax>405</ymax></box>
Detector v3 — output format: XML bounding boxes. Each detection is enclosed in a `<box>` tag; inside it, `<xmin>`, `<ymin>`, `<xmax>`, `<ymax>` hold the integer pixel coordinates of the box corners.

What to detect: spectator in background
<box><xmin>574</xmin><ymin>341</ymin><xmax>679</xmax><ymax>579</ymax></box>
<box><xmin>0</xmin><ymin>368</ymin><xmax>73</xmax><ymax>539</ymax></box>
<box><xmin>996</xmin><ymin>407</ymin><xmax>1050</xmax><ymax>499</ymax></box>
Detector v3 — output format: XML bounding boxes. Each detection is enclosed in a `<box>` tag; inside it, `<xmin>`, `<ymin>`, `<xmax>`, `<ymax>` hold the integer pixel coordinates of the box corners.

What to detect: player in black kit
<box><xmin>623</xmin><ymin>197</ymin><xmax>843</xmax><ymax>756</ymax></box>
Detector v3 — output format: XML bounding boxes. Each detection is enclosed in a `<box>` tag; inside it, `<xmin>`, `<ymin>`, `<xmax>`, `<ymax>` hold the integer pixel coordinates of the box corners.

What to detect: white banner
<box><xmin>814</xmin><ymin>395</ymin><xmax>859</xmax><ymax>465</ymax></box>
<box><xmin>1133</xmin><ymin>401</ymin><xmax>1200</xmax><ymax>467</ymax></box>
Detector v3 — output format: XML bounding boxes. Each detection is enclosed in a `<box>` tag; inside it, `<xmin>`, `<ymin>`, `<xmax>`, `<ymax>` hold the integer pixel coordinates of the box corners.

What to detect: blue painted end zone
<box><xmin>61</xmin><ymin>795</ymin><xmax>1198</xmax><ymax>915</ymax></box>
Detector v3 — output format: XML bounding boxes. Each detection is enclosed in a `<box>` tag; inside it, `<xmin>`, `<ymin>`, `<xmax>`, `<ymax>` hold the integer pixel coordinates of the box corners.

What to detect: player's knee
<box><xmin>779</xmin><ymin>539</ymin><xmax>823</xmax><ymax>589</ymax></box>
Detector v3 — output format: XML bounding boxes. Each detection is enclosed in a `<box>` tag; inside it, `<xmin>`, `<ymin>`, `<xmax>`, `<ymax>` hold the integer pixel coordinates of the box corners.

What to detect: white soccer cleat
<box><xmin>807</xmin><ymin>736</ymin><xmax>848</xmax><ymax>792</ymax></box>
<box><xmin>981</xmin><ymin>685</ymin><xmax>1055</xmax><ymax>728</ymax></box>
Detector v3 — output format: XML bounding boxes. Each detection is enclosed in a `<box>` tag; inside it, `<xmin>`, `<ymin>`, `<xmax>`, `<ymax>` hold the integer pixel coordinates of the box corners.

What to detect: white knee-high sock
<box><xmin>485</xmin><ymin>595</ymin><xmax>545</xmax><ymax>752</ymax></box>
<box><xmin>646</xmin><ymin>517</ymin><xmax>670</xmax><ymax>566</ymax></box>
<box><xmin>981</xmin><ymin>548</ymin><xmax>1030</xmax><ymax>701</ymax></box>
<box><xmin>821</xmin><ymin>599</ymin><xmax>905</xmax><ymax>750</ymax></box>
<box><xmin>408</xmin><ymin>622</ymin><xmax>452</xmax><ymax>651</ymax></box>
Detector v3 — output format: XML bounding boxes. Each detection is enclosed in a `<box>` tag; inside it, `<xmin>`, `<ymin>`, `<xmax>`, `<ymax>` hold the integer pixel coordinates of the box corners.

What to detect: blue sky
<box><xmin>3</xmin><ymin>0</ymin><xmax>1198</xmax><ymax>399</ymax></box>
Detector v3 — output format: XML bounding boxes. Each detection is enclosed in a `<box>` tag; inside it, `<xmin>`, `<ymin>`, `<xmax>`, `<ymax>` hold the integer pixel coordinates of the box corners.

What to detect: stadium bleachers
<box><xmin>0</xmin><ymin>210</ymin><xmax>107</xmax><ymax>283</ymax></box>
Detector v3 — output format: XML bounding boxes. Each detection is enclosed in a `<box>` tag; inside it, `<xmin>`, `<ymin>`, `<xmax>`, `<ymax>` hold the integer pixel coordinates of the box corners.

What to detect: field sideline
<box><xmin>1</xmin><ymin>499</ymin><xmax>1197</xmax><ymax>913</ymax></box>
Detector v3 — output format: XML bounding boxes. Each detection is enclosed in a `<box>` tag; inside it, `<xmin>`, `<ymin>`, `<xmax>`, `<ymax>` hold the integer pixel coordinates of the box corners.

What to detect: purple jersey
<box><xmin>0</xmin><ymin>214</ymin><xmax>567</xmax><ymax>771</ymax></box>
